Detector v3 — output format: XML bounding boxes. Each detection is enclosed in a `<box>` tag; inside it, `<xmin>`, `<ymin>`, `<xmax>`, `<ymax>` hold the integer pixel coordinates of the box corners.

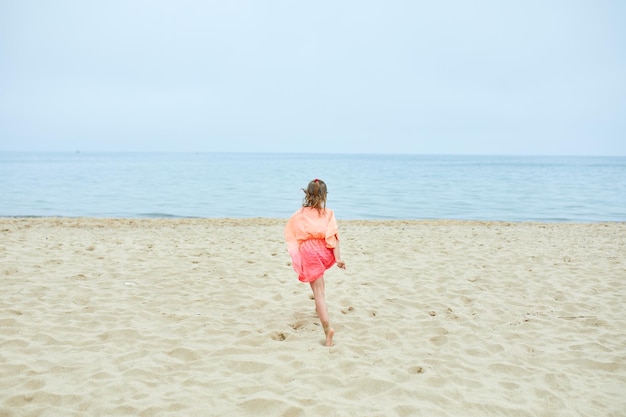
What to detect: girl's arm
<box><xmin>334</xmin><ymin>240</ymin><xmax>346</xmax><ymax>269</ymax></box>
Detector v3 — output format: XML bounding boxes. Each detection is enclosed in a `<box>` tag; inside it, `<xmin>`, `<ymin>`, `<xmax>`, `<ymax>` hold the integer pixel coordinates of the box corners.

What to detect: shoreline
<box><xmin>2</xmin><ymin>215</ymin><xmax>625</xmax><ymax>223</ymax></box>
<box><xmin>1</xmin><ymin>218</ymin><xmax>625</xmax><ymax>416</ymax></box>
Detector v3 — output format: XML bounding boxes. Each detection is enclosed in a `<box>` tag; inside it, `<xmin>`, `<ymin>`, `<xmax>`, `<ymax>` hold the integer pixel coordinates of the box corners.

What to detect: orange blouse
<box><xmin>284</xmin><ymin>207</ymin><xmax>339</xmax><ymax>251</ymax></box>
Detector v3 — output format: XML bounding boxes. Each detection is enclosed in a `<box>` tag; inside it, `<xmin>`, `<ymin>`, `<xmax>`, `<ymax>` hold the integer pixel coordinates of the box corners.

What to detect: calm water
<box><xmin>1</xmin><ymin>152</ymin><xmax>624</xmax><ymax>222</ymax></box>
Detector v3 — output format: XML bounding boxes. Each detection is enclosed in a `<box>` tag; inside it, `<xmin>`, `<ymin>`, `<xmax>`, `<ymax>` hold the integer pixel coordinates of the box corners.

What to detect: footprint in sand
<box><xmin>289</xmin><ymin>321</ymin><xmax>307</xmax><ymax>331</ymax></box>
<box><xmin>271</xmin><ymin>332</ymin><xmax>287</xmax><ymax>341</ymax></box>
<box><xmin>408</xmin><ymin>365</ymin><xmax>425</xmax><ymax>374</ymax></box>
<box><xmin>341</xmin><ymin>306</ymin><xmax>355</xmax><ymax>314</ymax></box>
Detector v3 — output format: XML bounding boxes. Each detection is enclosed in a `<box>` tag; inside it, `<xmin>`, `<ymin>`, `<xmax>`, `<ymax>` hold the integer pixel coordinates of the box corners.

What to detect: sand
<box><xmin>1</xmin><ymin>217</ymin><xmax>625</xmax><ymax>417</ymax></box>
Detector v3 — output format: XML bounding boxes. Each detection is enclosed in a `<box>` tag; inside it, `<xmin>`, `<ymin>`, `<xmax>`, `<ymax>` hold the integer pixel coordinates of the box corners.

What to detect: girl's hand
<box><xmin>336</xmin><ymin>260</ymin><xmax>346</xmax><ymax>270</ymax></box>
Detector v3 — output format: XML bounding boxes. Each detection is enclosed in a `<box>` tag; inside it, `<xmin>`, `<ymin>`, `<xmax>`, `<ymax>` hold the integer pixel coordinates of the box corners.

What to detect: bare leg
<box><xmin>310</xmin><ymin>277</ymin><xmax>334</xmax><ymax>346</ymax></box>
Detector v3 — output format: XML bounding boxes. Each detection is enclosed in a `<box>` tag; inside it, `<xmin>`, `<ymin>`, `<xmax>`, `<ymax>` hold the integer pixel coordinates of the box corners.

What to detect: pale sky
<box><xmin>1</xmin><ymin>0</ymin><xmax>625</xmax><ymax>155</ymax></box>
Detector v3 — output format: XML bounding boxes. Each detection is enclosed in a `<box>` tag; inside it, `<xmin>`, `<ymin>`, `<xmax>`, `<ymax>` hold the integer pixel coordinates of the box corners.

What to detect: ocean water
<box><xmin>1</xmin><ymin>152</ymin><xmax>624</xmax><ymax>222</ymax></box>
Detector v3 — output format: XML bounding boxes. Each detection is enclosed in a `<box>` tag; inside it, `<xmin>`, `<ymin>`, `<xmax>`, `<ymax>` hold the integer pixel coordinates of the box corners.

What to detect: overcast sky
<box><xmin>1</xmin><ymin>1</ymin><xmax>624</xmax><ymax>155</ymax></box>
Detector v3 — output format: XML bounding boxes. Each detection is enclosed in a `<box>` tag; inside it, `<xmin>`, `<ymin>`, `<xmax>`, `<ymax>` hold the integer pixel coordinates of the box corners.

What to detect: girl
<box><xmin>284</xmin><ymin>179</ymin><xmax>346</xmax><ymax>347</ymax></box>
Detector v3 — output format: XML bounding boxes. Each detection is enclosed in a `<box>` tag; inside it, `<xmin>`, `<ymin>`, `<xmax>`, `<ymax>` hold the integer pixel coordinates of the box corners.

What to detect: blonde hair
<box><xmin>302</xmin><ymin>179</ymin><xmax>327</xmax><ymax>214</ymax></box>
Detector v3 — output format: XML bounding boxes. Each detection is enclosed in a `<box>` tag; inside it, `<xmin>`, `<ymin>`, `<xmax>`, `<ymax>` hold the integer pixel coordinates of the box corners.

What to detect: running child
<box><xmin>284</xmin><ymin>179</ymin><xmax>346</xmax><ymax>346</ymax></box>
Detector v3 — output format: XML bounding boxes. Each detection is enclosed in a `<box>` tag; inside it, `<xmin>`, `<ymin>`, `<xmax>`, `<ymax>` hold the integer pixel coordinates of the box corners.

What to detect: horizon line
<box><xmin>1</xmin><ymin>150</ymin><xmax>625</xmax><ymax>158</ymax></box>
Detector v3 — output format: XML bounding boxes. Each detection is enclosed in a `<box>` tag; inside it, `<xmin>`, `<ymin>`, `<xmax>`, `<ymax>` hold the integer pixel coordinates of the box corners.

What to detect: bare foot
<box><xmin>325</xmin><ymin>328</ymin><xmax>335</xmax><ymax>347</ymax></box>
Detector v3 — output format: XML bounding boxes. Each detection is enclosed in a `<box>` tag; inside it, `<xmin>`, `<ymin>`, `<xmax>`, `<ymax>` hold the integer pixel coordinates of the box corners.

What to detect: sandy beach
<box><xmin>1</xmin><ymin>218</ymin><xmax>625</xmax><ymax>417</ymax></box>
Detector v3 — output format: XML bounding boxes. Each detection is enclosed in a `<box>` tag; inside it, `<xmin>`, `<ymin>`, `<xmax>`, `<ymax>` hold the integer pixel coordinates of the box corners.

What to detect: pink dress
<box><xmin>284</xmin><ymin>207</ymin><xmax>339</xmax><ymax>282</ymax></box>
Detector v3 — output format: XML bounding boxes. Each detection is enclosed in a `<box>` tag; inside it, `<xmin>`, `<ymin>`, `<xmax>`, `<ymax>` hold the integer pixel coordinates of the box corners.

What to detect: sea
<box><xmin>1</xmin><ymin>152</ymin><xmax>624</xmax><ymax>222</ymax></box>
